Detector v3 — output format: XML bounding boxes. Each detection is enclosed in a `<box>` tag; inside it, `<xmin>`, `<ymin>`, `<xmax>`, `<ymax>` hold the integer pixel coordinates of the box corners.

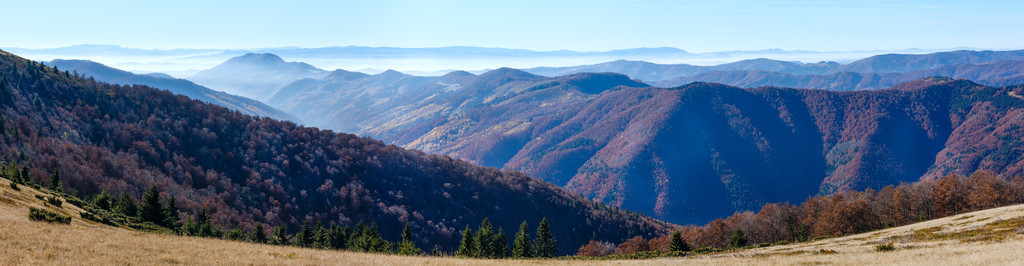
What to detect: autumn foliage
<box><xmin>583</xmin><ymin>171</ymin><xmax>1024</xmax><ymax>255</ymax></box>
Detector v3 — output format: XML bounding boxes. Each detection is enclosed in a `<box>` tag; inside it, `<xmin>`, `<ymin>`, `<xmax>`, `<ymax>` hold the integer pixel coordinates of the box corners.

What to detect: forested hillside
<box><xmin>0</xmin><ymin>50</ymin><xmax>673</xmax><ymax>254</ymax></box>
<box><xmin>266</xmin><ymin>55</ymin><xmax>1024</xmax><ymax>225</ymax></box>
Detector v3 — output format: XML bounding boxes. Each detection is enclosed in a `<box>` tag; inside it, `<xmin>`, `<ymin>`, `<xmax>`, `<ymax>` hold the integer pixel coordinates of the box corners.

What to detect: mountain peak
<box><xmin>230</xmin><ymin>53</ymin><xmax>286</xmax><ymax>64</ymax></box>
<box><xmin>326</xmin><ymin>69</ymin><xmax>369</xmax><ymax>81</ymax></box>
<box><xmin>479</xmin><ymin>67</ymin><xmax>539</xmax><ymax>79</ymax></box>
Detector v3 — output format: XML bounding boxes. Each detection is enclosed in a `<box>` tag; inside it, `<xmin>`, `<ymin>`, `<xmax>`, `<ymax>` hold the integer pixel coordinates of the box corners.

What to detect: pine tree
<box><xmin>226</xmin><ymin>227</ymin><xmax>244</xmax><ymax>241</ymax></box>
<box><xmin>163</xmin><ymin>195</ymin><xmax>181</xmax><ymax>230</ymax></box>
<box><xmin>250</xmin><ymin>222</ymin><xmax>267</xmax><ymax>243</ymax></box>
<box><xmin>455</xmin><ymin>225</ymin><xmax>476</xmax><ymax>257</ymax></box>
<box><xmin>493</xmin><ymin>228</ymin><xmax>508</xmax><ymax>258</ymax></box>
<box><xmin>402</xmin><ymin>223</ymin><xmax>413</xmax><ymax>243</ymax></box>
<box><xmin>48</xmin><ymin>169</ymin><xmax>61</xmax><ymax>192</ymax></box>
<box><xmin>19</xmin><ymin>165</ymin><xmax>32</xmax><ymax>185</ymax></box>
<box><xmin>8</xmin><ymin>163</ymin><xmax>21</xmax><ymax>184</ymax></box>
<box><xmin>512</xmin><ymin>221</ymin><xmax>533</xmax><ymax>258</ymax></box>
<box><xmin>296</xmin><ymin>220</ymin><xmax>314</xmax><ymax>247</ymax></box>
<box><xmin>140</xmin><ymin>185</ymin><xmax>165</xmax><ymax>225</ymax></box>
<box><xmin>349</xmin><ymin>222</ymin><xmax>366</xmax><ymax>250</ymax></box>
<box><xmin>313</xmin><ymin>222</ymin><xmax>329</xmax><ymax>249</ymax></box>
<box><xmin>670</xmin><ymin>231</ymin><xmax>690</xmax><ymax>252</ymax></box>
<box><xmin>272</xmin><ymin>224</ymin><xmax>290</xmax><ymax>245</ymax></box>
<box><xmin>533</xmin><ymin>218</ymin><xmax>556</xmax><ymax>258</ymax></box>
<box><xmin>329</xmin><ymin>224</ymin><xmax>349</xmax><ymax>250</ymax></box>
<box><xmin>396</xmin><ymin>223</ymin><xmax>421</xmax><ymax>255</ymax></box>
<box><xmin>475</xmin><ymin>218</ymin><xmax>495</xmax><ymax>258</ymax></box>
<box><xmin>94</xmin><ymin>189</ymin><xmax>113</xmax><ymax>211</ymax></box>
<box><xmin>183</xmin><ymin>217</ymin><xmax>199</xmax><ymax>236</ymax></box>
<box><xmin>115</xmin><ymin>192</ymin><xmax>138</xmax><ymax>218</ymax></box>
<box><xmin>728</xmin><ymin>228</ymin><xmax>748</xmax><ymax>249</ymax></box>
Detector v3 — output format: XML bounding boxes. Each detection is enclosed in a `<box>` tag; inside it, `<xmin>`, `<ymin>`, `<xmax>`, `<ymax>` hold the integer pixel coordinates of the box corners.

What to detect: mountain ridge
<box><xmin>46</xmin><ymin>59</ymin><xmax>299</xmax><ymax>122</ymax></box>
<box><xmin>0</xmin><ymin>49</ymin><xmax>673</xmax><ymax>254</ymax></box>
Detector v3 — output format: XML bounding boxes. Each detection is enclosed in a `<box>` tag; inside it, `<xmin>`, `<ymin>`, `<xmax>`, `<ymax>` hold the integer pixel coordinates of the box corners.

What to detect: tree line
<box><xmin>579</xmin><ymin>171</ymin><xmax>1024</xmax><ymax>256</ymax></box>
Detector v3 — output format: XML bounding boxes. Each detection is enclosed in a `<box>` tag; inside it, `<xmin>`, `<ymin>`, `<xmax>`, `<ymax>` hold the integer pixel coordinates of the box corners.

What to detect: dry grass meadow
<box><xmin>3</xmin><ymin>176</ymin><xmax>1024</xmax><ymax>265</ymax></box>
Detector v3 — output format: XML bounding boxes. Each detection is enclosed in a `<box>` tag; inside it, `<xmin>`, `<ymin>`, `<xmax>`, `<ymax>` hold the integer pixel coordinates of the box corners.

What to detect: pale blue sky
<box><xmin>3</xmin><ymin>0</ymin><xmax>1022</xmax><ymax>52</ymax></box>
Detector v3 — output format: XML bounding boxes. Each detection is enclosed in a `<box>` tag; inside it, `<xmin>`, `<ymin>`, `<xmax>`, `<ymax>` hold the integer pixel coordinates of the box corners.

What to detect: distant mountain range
<box><xmin>0</xmin><ymin>49</ymin><xmax>673</xmax><ymax>255</ymax></box>
<box><xmin>654</xmin><ymin>60</ymin><xmax>1024</xmax><ymax>90</ymax></box>
<box><xmin>187</xmin><ymin>53</ymin><xmax>329</xmax><ymax>101</ymax></box>
<box><xmin>3</xmin><ymin>44</ymin><xmax>967</xmax><ymax>76</ymax></box>
<box><xmin>528</xmin><ymin>50</ymin><xmax>1024</xmax><ymax>83</ymax></box>
<box><xmin>46</xmin><ymin>59</ymin><xmax>298</xmax><ymax>122</ymax></box>
<box><xmin>262</xmin><ymin>56</ymin><xmax>1024</xmax><ymax>224</ymax></box>
<box><xmin>33</xmin><ymin>47</ymin><xmax>1024</xmax><ymax>226</ymax></box>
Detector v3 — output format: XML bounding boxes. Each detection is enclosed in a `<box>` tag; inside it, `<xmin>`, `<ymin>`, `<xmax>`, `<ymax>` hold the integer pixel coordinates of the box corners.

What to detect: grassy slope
<box><xmin>2</xmin><ymin>176</ymin><xmax>1023</xmax><ymax>265</ymax></box>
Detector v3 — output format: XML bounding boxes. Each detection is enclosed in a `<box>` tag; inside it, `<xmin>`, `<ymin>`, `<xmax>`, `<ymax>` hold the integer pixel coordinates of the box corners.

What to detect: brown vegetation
<box><xmin>588</xmin><ymin>171</ymin><xmax>1024</xmax><ymax>254</ymax></box>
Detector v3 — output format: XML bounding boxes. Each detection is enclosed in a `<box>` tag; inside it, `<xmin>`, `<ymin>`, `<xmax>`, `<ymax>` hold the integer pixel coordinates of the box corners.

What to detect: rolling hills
<box><xmin>269</xmin><ymin>61</ymin><xmax>1024</xmax><ymax>225</ymax></box>
<box><xmin>0</xmin><ymin>49</ymin><xmax>673</xmax><ymax>254</ymax></box>
<box><xmin>654</xmin><ymin>60</ymin><xmax>1024</xmax><ymax>90</ymax></box>
<box><xmin>45</xmin><ymin>59</ymin><xmax>299</xmax><ymax>122</ymax></box>
<box><xmin>529</xmin><ymin>49</ymin><xmax>1024</xmax><ymax>83</ymax></box>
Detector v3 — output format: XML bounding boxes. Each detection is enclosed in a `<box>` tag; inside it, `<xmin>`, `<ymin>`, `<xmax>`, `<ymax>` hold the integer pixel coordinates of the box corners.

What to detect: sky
<box><xmin>2</xmin><ymin>0</ymin><xmax>1023</xmax><ymax>52</ymax></box>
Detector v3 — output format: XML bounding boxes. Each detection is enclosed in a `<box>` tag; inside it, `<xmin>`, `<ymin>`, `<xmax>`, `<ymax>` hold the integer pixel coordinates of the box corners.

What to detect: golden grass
<box><xmin>3</xmin><ymin>176</ymin><xmax>1024</xmax><ymax>265</ymax></box>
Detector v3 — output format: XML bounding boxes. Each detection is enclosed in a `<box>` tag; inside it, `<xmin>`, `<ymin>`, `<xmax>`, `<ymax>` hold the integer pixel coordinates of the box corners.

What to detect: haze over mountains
<box><xmin>0</xmin><ymin>50</ymin><xmax>673</xmax><ymax>254</ymax></box>
<box><xmin>45</xmin><ymin>59</ymin><xmax>298</xmax><ymax>122</ymax></box>
<box><xmin>156</xmin><ymin>48</ymin><xmax>1020</xmax><ymax>225</ymax></box>
<box><xmin>187</xmin><ymin>53</ymin><xmax>328</xmax><ymax>101</ymax></box>
<box><xmin>28</xmin><ymin>46</ymin><xmax>1024</xmax><ymax>226</ymax></box>
<box><xmin>3</xmin><ymin>44</ymin><xmax>965</xmax><ymax>77</ymax></box>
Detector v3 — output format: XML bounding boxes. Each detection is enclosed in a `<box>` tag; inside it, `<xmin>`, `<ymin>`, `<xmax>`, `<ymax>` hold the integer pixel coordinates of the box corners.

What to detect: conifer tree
<box><xmin>329</xmin><ymin>224</ymin><xmax>350</xmax><ymax>250</ymax></box>
<box><xmin>183</xmin><ymin>217</ymin><xmax>199</xmax><ymax>236</ymax></box>
<box><xmin>250</xmin><ymin>222</ymin><xmax>267</xmax><ymax>243</ymax></box>
<box><xmin>226</xmin><ymin>227</ymin><xmax>244</xmax><ymax>241</ymax></box>
<box><xmin>494</xmin><ymin>228</ymin><xmax>508</xmax><ymax>258</ymax></box>
<box><xmin>402</xmin><ymin>223</ymin><xmax>413</xmax><ymax>242</ymax></box>
<box><xmin>296</xmin><ymin>220</ymin><xmax>314</xmax><ymax>247</ymax></box>
<box><xmin>48</xmin><ymin>169</ymin><xmax>61</xmax><ymax>192</ymax></box>
<box><xmin>397</xmin><ymin>223</ymin><xmax>422</xmax><ymax>255</ymax></box>
<box><xmin>140</xmin><ymin>185</ymin><xmax>165</xmax><ymax>225</ymax></box>
<box><xmin>512</xmin><ymin>221</ymin><xmax>533</xmax><ymax>258</ymax></box>
<box><xmin>313</xmin><ymin>222</ymin><xmax>329</xmax><ymax>249</ymax></box>
<box><xmin>728</xmin><ymin>228</ymin><xmax>748</xmax><ymax>249</ymax></box>
<box><xmin>475</xmin><ymin>218</ymin><xmax>495</xmax><ymax>258</ymax></box>
<box><xmin>272</xmin><ymin>224</ymin><xmax>290</xmax><ymax>245</ymax></box>
<box><xmin>349</xmin><ymin>222</ymin><xmax>366</xmax><ymax>250</ymax></box>
<box><xmin>533</xmin><ymin>218</ymin><xmax>556</xmax><ymax>258</ymax></box>
<box><xmin>455</xmin><ymin>225</ymin><xmax>476</xmax><ymax>257</ymax></box>
<box><xmin>670</xmin><ymin>231</ymin><xmax>690</xmax><ymax>252</ymax></box>
<box><xmin>94</xmin><ymin>189</ymin><xmax>113</xmax><ymax>211</ymax></box>
<box><xmin>19</xmin><ymin>165</ymin><xmax>31</xmax><ymax>185</ymax></box>
<box><xmin>163</xmin><ymin>195</ymin><xmax>180</xmax><ymax>230</ymax></box>
<box><xmin>8</xmin><ymin>163</ymin><xmax>21</xmax><ymax>184</ymax></box>
<box><xmin>115</xmin><ymin>192</ymin><xmax>138</xmax><ymax>218</ymax></box>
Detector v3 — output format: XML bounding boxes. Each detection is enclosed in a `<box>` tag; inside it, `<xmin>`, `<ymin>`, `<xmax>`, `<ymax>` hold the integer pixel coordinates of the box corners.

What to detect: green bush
<box><xmin>35</xmin><ymin>194</ymin><xmax>45</xmax><ymax>201</ymax></box>
<box><xmin>65</xmin><ymin>196</ymin><xmax>90</xmax><ymax>209</ymax></box>
<box><xmin>80</xmin><ymin>211</ymin><xmax>116</xmax><ymax>226</ymax></box>
<box><xmin>46</xmin><ymin>196</ymin><xmax>62</xmax><ymax>207</ymax></box>
<box><xmin>811</xmin><ymin>235</ymin><xmax>834</xmax><ymax>242</ymax></box>
<box><xmin>9</xmin><ymin>182</ymin><xmax>18</xmax><ymax>191</ymax></box>
<box><xmin>28</xmin><ymin>207</ymin><xmax>71</xmax><ymax>224</ymax></box>
<box><xmin>875</xmin><ymin>243</ymin><xmax>896</xmax><ymax>252</ymax></box>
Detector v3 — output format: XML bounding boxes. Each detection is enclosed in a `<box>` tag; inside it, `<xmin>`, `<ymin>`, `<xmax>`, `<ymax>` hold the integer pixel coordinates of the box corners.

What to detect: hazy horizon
<box><xmin>3</xmin><ymin>44</ymin><xmax>995</xmax><ymax>77</ymax></box>
<box><xmin>3</xmin><ymin>0</ymin><xmax>1022</xmax><ymax>52</ymax></box>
